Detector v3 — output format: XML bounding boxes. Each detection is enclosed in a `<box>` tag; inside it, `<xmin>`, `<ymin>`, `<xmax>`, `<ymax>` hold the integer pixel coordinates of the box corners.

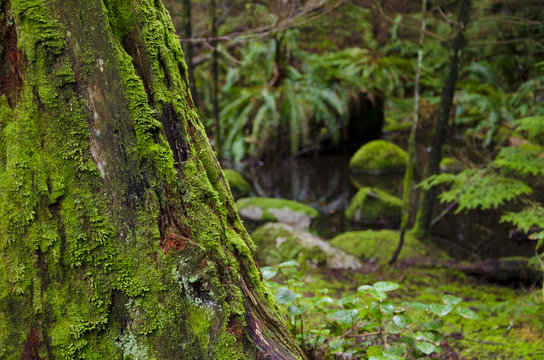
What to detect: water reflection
<box><xmin>232</xmin><ymin>154</ymin><xmax>534</xmax><ymax>259</ymax></box>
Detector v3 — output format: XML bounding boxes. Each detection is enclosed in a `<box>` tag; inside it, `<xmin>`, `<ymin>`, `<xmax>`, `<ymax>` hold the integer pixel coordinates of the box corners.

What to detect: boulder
<box><xmin>223</xmin><ymin>169</ymin><xmax>250</xmax><ymax>199</ymax></box>
<box><xmin>345</xmin><ymin>187</ymin><xmax>402</xmax><ymax>224</ymax></box>
<box><xmin>330</xmin><ymin>230</ymin><xmax>447</xmax><ymax>264</ymax></box>
<box><xmin>252</xmin><ymin>223</ymin><xmax>363</xmax><ymax>270</ymax></box>
<box><xmin>349</xmin><ymin>139</ymin><xmax>407</xmax><ymax>174</ymax></box>
<box><xmin>236</xmin><ymin>197</ymin><xmax>319</xmax><ymax>230</ymax></box>
<box><xmin>439</xmin><ymin>157</ymin><xmax>463</xmax><ymax>174</ymax></box>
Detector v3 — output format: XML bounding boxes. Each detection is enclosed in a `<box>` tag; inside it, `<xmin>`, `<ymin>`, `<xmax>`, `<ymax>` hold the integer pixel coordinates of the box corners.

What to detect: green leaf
<box><xmin>442</xmin><ymin>294</ymin><xmax>462</xmax><ymax>306</ymax></box>
<box><xmin>415</xmin><ymin>342</ymin><xmax>441</xmax><ymax>355</ymax></box>
<box><xmin>370</xmin><ymin>302</ymin><xmax>383</xmax><ymax>320</ymax></box>
<box><xmin>276</xmin><ymin>287</ymin><xmax>297</xmax><ymax>304</ymax></box>
<box><xmin>516</xmin><ymin>116</ymin><xmax>544</xmax><ymax>137</ymax></box>
<box><xmin>315</xmin><ymin>296</ymin><xmax>335</xmax><ymax>305</ymax></box>
<box><xmin>422</xmin><ymin>319</ymin><xmax>444</xmax><ymax>330</ymax></box>
<box><xmin>261</xmin><ymin>267</ymin><xmax>277</xmax><ymax>280</ymax></box>
<box><xmin>393</xmin><ymin>314</ymin><xmax>412</xmax><ymax>328</ymax></box>
<box><xmin>277</xmin><ymin>261</ymin><xmax>298</xmax><ymax>270</ymax></box>
<box><xmin>401</xmin><ymin>301</ymin><xmax>428</xmax><ymax>311</ymax></box>
<box><xmin>415</xmin><ymin>331</ymin><xmax>437</xmax><ymax>342</ymax></box>
<box><xmin>329</xmin><ymin>309</ymin><xmax>360</xmax><ymax>327</ymax></box>
<box><xmin>369</xmin><ymin>288</ymin><xmax>387</xmax><ymax>301</ymax></box>
<box><xmin>455</xmin><ymin>307</ymin><xmax>479</xmax><ymax>320</ymax></box>
<box><xmin>357</xmin><ymin>285</ymin><xmax>373</xmax><ymax>294</ymax></box>
<box><xmin>373</xmin><ymin>281</ymin><xmax>400</xmax><ymax>292</ymax></box>
<box><xmin>287</xmin><ymin>305</ymin><xmax>305</xmax><ymax>316</ymax></box>
<box><xmin>380</xmin><ymin>301</ymin><xmax>395</xmax><ymax>316</ymax></box>
<box><xmin>495</xmin><ymin>144</ymin><xmax>544</xmax><ymax>176</ymax></box>
<box><xmin>501</xmin><ymin>205</ymin><xmax>544</xmax><ymax>233</ymax></box>
<box><xmin>423</xmin><ymin>170</ymin><xmax>532</xmax><ymax>211</ymax></box>
<box><xmin>429</xmin><ymin>303</ymin><xmax>453</xmax><ymax>317</ymax></box>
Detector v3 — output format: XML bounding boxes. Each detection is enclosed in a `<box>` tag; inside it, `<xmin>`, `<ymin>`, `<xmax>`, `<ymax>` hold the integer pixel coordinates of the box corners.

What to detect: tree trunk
<box><xmin>0</xmin><ymin>0</ymin><xmax>303</xmax><ymax>359</ymax></box>
<box><xmin>210</xmin><ymin>0</ymin><xmax>220</xmax><ymax>159</ymax></box>
<box><xmin>413</xmin><ymin>0</ymin><xmax>470</xmax><ymax>240</ymax></box>
<box><xmin>390</xmin><ymin>0</ymin><xmax>427</xmax><ymax>265</ymax></box>
<box><xmin>182</xmin><ymin>0</ymin><xmax>198</xmax><ymax>106</ymax></box>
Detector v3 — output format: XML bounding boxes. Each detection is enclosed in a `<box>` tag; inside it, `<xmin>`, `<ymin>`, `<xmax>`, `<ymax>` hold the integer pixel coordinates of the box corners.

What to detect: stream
<box><xmin>232</xmin><ymin>154</ymin><xmax>535</xmax><ymax>261</ymax></box>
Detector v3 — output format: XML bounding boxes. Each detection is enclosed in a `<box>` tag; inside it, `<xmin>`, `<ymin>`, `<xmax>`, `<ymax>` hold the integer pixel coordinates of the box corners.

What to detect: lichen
<box><xmin>0</xmin><ymin>0</ymin><xmax>303</xmax><ymax>358</ymax></box>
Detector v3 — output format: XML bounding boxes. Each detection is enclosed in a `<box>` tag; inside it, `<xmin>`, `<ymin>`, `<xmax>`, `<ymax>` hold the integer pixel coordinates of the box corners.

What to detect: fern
<box><xmin>494</xmin><ymin>143</ymin><xmax>544</xmax><ymax>176</ymax></box>
<box><xmin>516</xmin><ymin>116</ymin><xmax>544</xmax><ymax>139</ymax></box>
<box><xmin>501</xmin><ymin>205</ymin><xmax>544</xmax><ymax>233</ymax></box>
<box><xmin>422</xmin><ymin>169</ymin><xmax>533</xmax><ymax>212</ymax></box>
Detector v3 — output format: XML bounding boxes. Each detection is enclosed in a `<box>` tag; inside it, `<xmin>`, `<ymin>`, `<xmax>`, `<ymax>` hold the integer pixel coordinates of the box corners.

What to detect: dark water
<box><xmin>232</xmin><ymin>155</ymin><xmax>535</xmax><ymax>260</ymax></box>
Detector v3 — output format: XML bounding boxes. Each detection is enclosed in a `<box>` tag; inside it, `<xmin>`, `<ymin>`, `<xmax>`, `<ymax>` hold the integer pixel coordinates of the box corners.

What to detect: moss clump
<box><xmin>251</xmin><ymin>223</ymin><xmax>363</xmax><ymax>270</ymax></box>
<box><xmin>236</xmin><ymin>197</ymin><xmax>319</xmax><ymax>230</ymax></box>
<box><xmin>330</xmin><ymin>229</ymin><xmax>447</xmax><ymax>263</ymax></box>
<box><xmin>223</xmin><ymin>169</ymin><xmax>250</xmax><ymax>199</ymax></box>
<box><xmin>439</xmin><ymin>157</ymin><xmax>463</xmax><ymax>173</ymax></box>
<box><xmin>345</xmin><ymin>187</ymin><xmax>402</xmax><ymax>223</ymax></box>
<box><xmin>349</xmin><ymin>139</ymin><xmax>407</xmax><ymax>174</ymax></box>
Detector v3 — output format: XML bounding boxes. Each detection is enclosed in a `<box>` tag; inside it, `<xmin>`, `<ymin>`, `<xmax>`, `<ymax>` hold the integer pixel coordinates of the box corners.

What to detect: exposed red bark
<box><xmin>20</xmin><ymin>327</ymin><xmax>41</xmax><ymax>360</ymax></box>
<box><xmin>0</xmin><ymin>1</ymin><xmax>26</xmax><ymax>106</ymax></box>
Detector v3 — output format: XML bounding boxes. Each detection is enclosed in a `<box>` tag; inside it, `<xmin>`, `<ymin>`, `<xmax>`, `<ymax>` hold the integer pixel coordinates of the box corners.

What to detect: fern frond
<box><xmin>422</xmin><ymin>169</ymin><xmax>533</xmax><ymax>212</ymax></box>
<box><xmin>495</xmin><ymin>143</ymin><xmax>544</xmax><ymax>176</ymax></box>
<box><xmin>501</xmin><ymin>205</ymin><xmax>544</xmax><ymax>233</ymax></box>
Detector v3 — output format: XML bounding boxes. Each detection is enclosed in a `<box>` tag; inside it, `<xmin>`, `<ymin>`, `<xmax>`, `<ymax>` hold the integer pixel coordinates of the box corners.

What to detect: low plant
<box><xmin>263</xmin><ymin>261</ymin><xmax>478</xmax><ymax>359</ymax></box>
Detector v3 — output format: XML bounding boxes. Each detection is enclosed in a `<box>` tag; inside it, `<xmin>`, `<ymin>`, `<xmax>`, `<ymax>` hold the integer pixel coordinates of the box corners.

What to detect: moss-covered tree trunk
<box><xmin>413</xmin><ymin>0</ymin><xmax>470</xmax><ymax>240</ymax></box>
<box><xmin>0</xmin><ymin>0</ymin><xmax>303</xmax><ymax>359</ymax></box>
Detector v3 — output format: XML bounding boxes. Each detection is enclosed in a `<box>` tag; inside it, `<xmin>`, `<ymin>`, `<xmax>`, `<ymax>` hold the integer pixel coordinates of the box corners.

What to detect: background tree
<box><xmin>0</xmin><ymin>0</ymin><xmax>303</xmax><ymax>358</ymax></box>
<box><xmin>414</xmin><ymin>0</ymin><xmax>471</xmax><ymax>239</ymax></box>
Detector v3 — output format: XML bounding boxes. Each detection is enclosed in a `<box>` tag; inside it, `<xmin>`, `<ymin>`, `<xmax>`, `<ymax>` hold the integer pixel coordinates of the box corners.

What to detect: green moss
<box><xmin>349</xmin><ymin>139</ymin><xmax>407</xmax><ymax>174</ymax></box>
<box><xmin>252</xmin><ymin>223</ymin><xmax>309</xmax><ymax>265</ymax></box>
<box><xmin>330</xmin><ymin>229</ymin><xmax>447</xmax><ymax>262</ymax></box>
<box><xmin>345</xmin><ymin>187</ymin><xmax>402</xmax><ymax>223</ymax></box>
<box><xmin>102</xmin><ymin>0</ymin><xmax>135</xmax><ymax>41</ymax></box>
<box><xmin>223</xmin><ymin>169</ymin><xmax>250</xmax><ymax>199</ymax></box>
<box><xmin>236</xmin><ymin>197</ymin><xmax>319</xmax><ymax>222</ymax></box>
<box><xmin>439</xmin><ymin>157</ymin><xmax>463</xmax><ymax>173</ymax></box>
<box><xmin>0</xmin><ymin>0</ymin><xmax>302</xmax><ymax>358</ymax></box>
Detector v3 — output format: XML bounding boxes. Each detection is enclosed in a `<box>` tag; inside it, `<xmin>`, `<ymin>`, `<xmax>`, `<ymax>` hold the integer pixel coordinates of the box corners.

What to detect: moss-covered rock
<box><xmin>345</xmin><ymin>187</ymin><xmax>402</xmax><ymax>224</ymax></box>
<box><xmin>252</xmin><ymin>223</ymin><xmax>363</xmax><ymax>270</ymax></box>
<box><xmin>223</xmin><ymin>169</ymin><xmax>250</xmax><ymax>199</ymax></box>
<box><xmin>349</xmin><ymin>139</ymin><xmax>407</xmax><ymax>174</ymax></box>
<box><xmin>439</xmin><ymin>157</ymin><xmax>463</xmax><ymax>173</ymax></box>
<box><xmin>330</xmin><ymin>229</ymin><xmax>447</xmax><ymax>264</ymax></box>
<box><xmin>236</xmin><ymin>197</ymin><xmax>319</xmax><ymax>230</ymax></box>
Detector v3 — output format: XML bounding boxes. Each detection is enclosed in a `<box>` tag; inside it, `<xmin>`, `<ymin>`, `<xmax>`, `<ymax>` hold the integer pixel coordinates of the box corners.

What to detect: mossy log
<box><xmin>0</xmin><ymin>0</ymin><xmax>303</xmax><ymax>359</ymax></box>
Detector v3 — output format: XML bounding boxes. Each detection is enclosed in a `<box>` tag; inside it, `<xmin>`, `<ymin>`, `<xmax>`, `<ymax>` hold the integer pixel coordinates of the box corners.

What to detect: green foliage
<box><xmin>263</xmin><ymin>262</ymin><xmax>477</xmax><ymax>359</ymax></box>
<box><xmin>350</xmin><ymin>140</ymin><xmax>408</xmax><ymax>174</ymax></box>
<box><xmin>456</xmin><ymin>63</ymin><xmax>544</xmax><ymax>146</ymax></box>
<box><xmin>421</xmin><ymin>170</ymin><xmax>532</xmax><ymax>212</ymax></box>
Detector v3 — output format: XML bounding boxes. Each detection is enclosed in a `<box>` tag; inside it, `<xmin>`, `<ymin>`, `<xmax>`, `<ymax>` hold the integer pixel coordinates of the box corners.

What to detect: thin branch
<box><xmin>370</xmin><ymin>0</ymin><xmax>446</xmax><ymax>42</ymax></box>
<box><xmin>180</xmin><ymin>0</ymin><xmax>346</xmax><ymax>44</ymax></box>
<box><xmin>470</xmin><ymin>38</ymin><xmax>544</xmax><ymax>50</ymax></box>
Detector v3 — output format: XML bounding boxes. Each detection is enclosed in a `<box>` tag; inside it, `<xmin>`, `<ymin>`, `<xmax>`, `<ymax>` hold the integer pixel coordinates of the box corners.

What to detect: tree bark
<box><xmin>414</xmin><ymin>0</ymin><xmax>470</xmax><ymax>240</ymax></box>
<box><xmin>182</xmin><ymin>0</ymin><xmax>198</xmax><ymax>106</ymax></box>
<box><xmin>390</xmin><ymin>0</ymin><xmax>427</xmax><ymax>265</ymax></box>
<box><xmin>210</xmin><ymin>0</ymin><xmax>220</xmax><ymax>159</ymax></box>
<box><xmin>0</xmin><ymin>0</ymin><xmax>303</xmax><ymax>359</ymax></box>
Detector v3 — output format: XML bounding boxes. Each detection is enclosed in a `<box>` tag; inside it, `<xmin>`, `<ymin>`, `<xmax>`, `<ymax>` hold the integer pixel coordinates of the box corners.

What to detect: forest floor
<box><xmin>300</xmin><ymin>257</ymin><xmax>544</xmax><ymax>359</ymax></box>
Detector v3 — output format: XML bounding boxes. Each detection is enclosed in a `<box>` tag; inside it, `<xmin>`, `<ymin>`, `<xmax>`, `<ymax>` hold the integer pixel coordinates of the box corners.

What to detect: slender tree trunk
<box><xmin>413</xmin><ymin>0</ymin><xmax>470</xmax><ymax>240</ymax></box>
<box><xmin>182</xmin><ymin>0</ymin><xmax>198</xmax><ymax>105</ymax></box>
<box><xmin>210</xmin><ymin>0</ymin><xmax>221</xmax><ymax>159</ymax></box>
<box><xmin>390</xmin><ymin>0</ymin><xmax>427</xmax><ymax>265</ymax></box>
<box><xmin>0</xmin><ymin>0</ymin><xmax>303</xmax><ymax>358</ymax></box>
